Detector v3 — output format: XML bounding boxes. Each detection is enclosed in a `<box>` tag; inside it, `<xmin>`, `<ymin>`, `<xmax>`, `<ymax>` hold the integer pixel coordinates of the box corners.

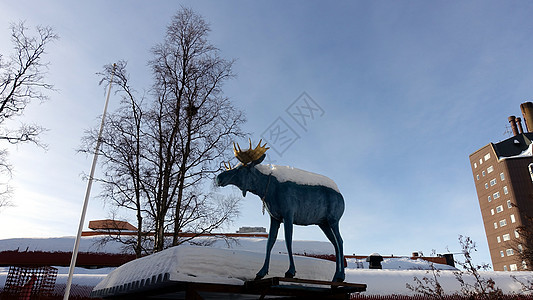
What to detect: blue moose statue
<box><xmin>216</xmin><ymin>140</ymin><xmax>345</xmax><ymax>282</ymax></box>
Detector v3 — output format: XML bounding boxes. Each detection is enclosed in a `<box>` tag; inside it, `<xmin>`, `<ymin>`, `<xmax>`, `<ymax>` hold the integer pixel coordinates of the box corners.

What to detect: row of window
<box><xmin>500</xmin><ymin>248</ymin><xmax>514</xmax><ymax>257</ymax></box>
<box><xmin>502</xmin><ymin>261</ymin><xmax>528</xmax><ymax>272</ymax></box>
<box><xmin>476</xmin><ymin>165</ymin><xmax>504</xmax><ymax>181</ymax></box>
<box><xmin>474</xmin><ymin>153</ymin><xmax>491</xmax><ymax>169</ymax></box>
<box><xmin>496</xmin><ymin>230</ymin><xmax>520</xmax><ymax>243</ymax></box>
<box><xmin>489</xmin><ymin>200</ymin><xmax>514</xmax><ymax>215</ymax></box>
<box><xmin>487</xmin><ymin>186</ymin><xmax>508</xmax><ymax>202</ymax></box>
<box><xmin>500</xmin><ymin>245</ymin><xmax>524</xmax><ymax>257</ymax></box>
<box><xmin>483</xmin><ymin>173</ymin><xmax>505</xmax><ymax>189</ymax></box>
<box><xmin>493</xmin><ymin>214</ymin><xmax>517</xmax><ymax>229</ymax></box>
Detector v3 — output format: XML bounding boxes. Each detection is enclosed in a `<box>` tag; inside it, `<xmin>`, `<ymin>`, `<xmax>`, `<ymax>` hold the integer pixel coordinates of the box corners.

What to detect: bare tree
<box><xmin>406</xmin><ymin>262</ymin><xmax>445</xmax><ymax>299</ymax></box>
<box><xmin>510</xmin><ymin>215</ymin><xmax>533</xmax><ymax>270</ymax></box>
<box><xmin>81</xmin><ymin>8</ymin><xmax>245</xmax><ymax>254</ymax></box>
<box><xmin>0</xmin><ymin>21</ymin><xmax>58</xmax><ymax>208</ymax></box>
<box><xmin>0</xmin><ymin>149</ymin><xmax>12</xmax><ymax>209</ymax></box>
<box><xmin>80</xmin><ymin>61</ymin><xmax>148</xmax><ymax>257</ymax></box>
<box><xmin>148</xmin><ymin>7</ymin><xmax>244</xmax><ymax>247</ymax></box>
<box><xmin>407</xmin><ymin>236</ymin><xmax>504</xmax><ymax>299</ymax></box>
<box><xmin>454</xmin><ymin>235</ymin><xmax>503</xmax><ymax>299</ymax></box>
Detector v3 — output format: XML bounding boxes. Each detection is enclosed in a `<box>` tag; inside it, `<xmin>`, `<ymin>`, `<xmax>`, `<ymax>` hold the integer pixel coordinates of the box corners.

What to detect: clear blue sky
<box><xmin>1</xmin><ymin>1</ymin><xmax>533</xmax><ymax>268</ymax></box>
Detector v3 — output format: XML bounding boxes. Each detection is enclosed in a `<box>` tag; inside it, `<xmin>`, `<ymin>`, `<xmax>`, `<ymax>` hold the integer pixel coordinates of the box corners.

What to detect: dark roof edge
<box><xmin>493</xmin><ymin>133</ymin><xmax>533</xmax><ymax>158</ymax></box>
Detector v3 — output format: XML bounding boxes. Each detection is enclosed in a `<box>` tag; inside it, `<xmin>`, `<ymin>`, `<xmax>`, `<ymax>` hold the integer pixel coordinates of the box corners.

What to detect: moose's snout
<box><xmin>215</xmin><ymin>174</ymin><xmax>225</xmax><ymax>187</ymax></box>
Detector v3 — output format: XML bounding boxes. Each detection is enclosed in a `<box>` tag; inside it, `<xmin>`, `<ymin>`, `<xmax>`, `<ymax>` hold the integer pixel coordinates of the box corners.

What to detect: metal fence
<box><xmin>2</xmin><ymin>266</ymin><xmax>57</xmax><ymax>299</ymax></box>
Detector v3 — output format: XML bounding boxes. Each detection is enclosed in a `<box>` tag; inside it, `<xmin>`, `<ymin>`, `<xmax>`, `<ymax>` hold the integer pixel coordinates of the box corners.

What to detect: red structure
<box><xmin>0</xmin><ymin>250</ymin><xmax>135</xmax><ymax>268</ymax></box>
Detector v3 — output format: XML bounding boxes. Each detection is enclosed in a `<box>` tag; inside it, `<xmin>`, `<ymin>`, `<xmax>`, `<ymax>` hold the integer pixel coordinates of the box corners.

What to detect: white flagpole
<box><xmin>63</xmin><ymin>63</ymin><xmax>116</xmax><ymax>300</ymax></box>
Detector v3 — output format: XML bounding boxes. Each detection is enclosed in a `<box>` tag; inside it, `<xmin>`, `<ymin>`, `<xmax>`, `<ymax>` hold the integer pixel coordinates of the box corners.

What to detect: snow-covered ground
<box><xmin>1</xmin><ymin>236</ymin><xmax>532</xmax><ymax>296</ymax></box>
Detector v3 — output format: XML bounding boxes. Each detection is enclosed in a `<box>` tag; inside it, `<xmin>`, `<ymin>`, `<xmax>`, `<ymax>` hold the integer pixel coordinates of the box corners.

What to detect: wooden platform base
<box><xmin>95</xmin><ymin>277</ymin><xmax>366</xmax><ymax>300</ymax></box>
<box><xmin>244</xmin><ymin>277</ymin><xmax>367</xmax><ymax>300</ymax></box>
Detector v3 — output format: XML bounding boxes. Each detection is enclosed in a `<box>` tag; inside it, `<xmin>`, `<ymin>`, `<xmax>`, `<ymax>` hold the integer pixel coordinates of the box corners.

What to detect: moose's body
<box><xmin>217</xmin><ymin>149</ymin><xmax>345</xmax><ymax>282</ymax></box>
<box><xmin>248</xmin><ymin>166</ymin><xmax>344</xmax><ymax>226</ymax></box>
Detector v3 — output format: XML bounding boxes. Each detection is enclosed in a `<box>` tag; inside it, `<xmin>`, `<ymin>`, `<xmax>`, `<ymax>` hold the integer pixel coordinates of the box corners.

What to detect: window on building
<box><xmin>522</xmin><ymin>261</ymin><xmax>528</xmax><ymax>270</ymax></box>
<box><xmin>488</xmin><ymin>196</ymin><xmax>492</xmax><ymax>202</ymax></box>
<box><xmin>494</xmin><ymin>222</ymin><xmax>498</xmax><ymax>229</ymax></box>
<box><xmin>507</xmin><ymin>200</ymin><xmax>512</xmax><ymax>208</ymax></box>
<box><xmin>490</xmin><ymin>179</ymin><xmax>497</xmax><ymax>186</ymax></box>
<box><xmin>506</xmin><ymin>249</ymin><xmax>514</xmax><ymax>256</ymax></box>
<box><xmin>500</xmin><ymin>172</ymin><xmax>505</xmax><ymax>181</ymax></box>
<box><xmin>503</xmin><ymin>186</ymin><xmax>508</xmax><ymax>195</ymax></box>
<box><xmin>487</xmin><ymin>166</ymin><xmax>494</xmax><ymax>173</ymax></box>
<box><xmin>491</xmin><ymin>209</ymin><xmax>495</xmax><ymax>215</ymax></box>
<box><xmin>482</xmin><ymin>171</ymin><xmax>486</xmax><ymax>177</ymax></box>
<box><xmin>500</xmin><ymin>251</ymin><xmax>505</xmax><ymax>257</ymax></box>
<box><xmin>497</xmin><ymin>236</ymin><xmax>501</xmax><ymax>243</ymax></box>
<box><xmin>493</xmin><ymin>192</ymin><xmax>500</xmax><ymax>199</ymax></box>
<box><xmin>474</xmin><ymin>162</ymin><xmax>478</xmax><ymax>169</ymax></box>
<box><xmin>504</xmin><ymin>265</ymin><xmax>508</xmax><ymax>271</ymax></box>
<box><xmin>515</xmin><ymin>230</ymin><xmax>520</xmax><ymax>238</ymax></box>
<box><xmin>529</xmin><ymin>163</ymin><xmax>533</xmax><ymax>182</ymax></box>
<box><xmin>480</xmin><ymin>158</ymin><xmax>483</xmax><ymax>165</ymax></box>
<box><xmin>485</xmin><ymin>183</ymin><xmax>489</xmax><ymax>189</ymax></box>
<box><xmin>503</xmin><ymin>234</ymin><xmax>510</xmax><ymax>241</ymax></box>
<box><xmin>477</xmin><ymin>174</ymin><xmax>480</xmax><ymax>180</ymax></box>
<box><xmin>496</xmin><ymin>205</ymin><xmax>503</xmax><ymax>213</ymax></box>
<box><xmin>510</xmin><ymin>264</ymin><xmax>518</xmax><ymax>271</ymax></box>
<box><xmin>485</xmin><ymin>153</ymin><xmax>491</xmax><ymax>161</ymax></box>
<box><xmin>511</xmin><ymin>214</ymin><xmax>516</xmax><ymax>223</ymax></box>
<box><xmin>518</xmin><ymin>244</ymin><xmax>523</xmax><ymax>253</ymax></box>
<box><xmin>500</xmin><ymin>219</ymin><xmax>507</xmax><ymax>227</ymax></box>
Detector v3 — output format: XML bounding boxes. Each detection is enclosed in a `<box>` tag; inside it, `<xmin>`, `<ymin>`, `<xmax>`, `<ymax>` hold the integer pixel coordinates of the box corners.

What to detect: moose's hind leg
<box><xmin>319</xmin><ymin>223</ymin><xmax>345</xmax><ymax>282</ymax></box>
<box><xmin>330</xmin><ymin>222</ymin><xmax>345</xmax><ymax>282</ymax></box>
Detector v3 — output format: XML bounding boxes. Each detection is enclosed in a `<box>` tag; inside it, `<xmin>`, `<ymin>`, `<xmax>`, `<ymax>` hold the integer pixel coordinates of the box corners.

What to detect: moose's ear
<box><xmin>250</xmin><ymin>154</ymin><xmax>266</xmax><ymax>166</ymax></box>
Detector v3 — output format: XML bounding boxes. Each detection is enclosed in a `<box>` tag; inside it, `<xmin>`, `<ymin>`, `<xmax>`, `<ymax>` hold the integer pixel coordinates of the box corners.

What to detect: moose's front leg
<box><xmin>255</xmin><ymin>217</ymin><xmax>281</xmax><ymax>280</ymax></box>
<box><xmin>283</xmin><ymin>215</ymin><xmax>296</xmax><ymax>278</ymax></box>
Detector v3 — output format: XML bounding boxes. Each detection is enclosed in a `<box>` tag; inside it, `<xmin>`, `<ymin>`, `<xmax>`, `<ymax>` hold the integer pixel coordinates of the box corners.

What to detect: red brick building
<box><xmin>469</xmin><ymin>102</ymin><xmax>533</xmax><ymax>271</ymax></box>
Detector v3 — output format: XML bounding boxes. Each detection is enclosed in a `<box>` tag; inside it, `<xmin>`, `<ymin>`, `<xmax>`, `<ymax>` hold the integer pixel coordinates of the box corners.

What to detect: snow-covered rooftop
<box><xmin>1</xmin><ymin>236</ymin><xmax>532</xmax><ymax>296</ymax></box>
<box><xmin>92</xmin><ymin>244</ymin><xmax>532</xmax><ymax>297</ymax></box>
<box><xmin>499</xmin><ymin>140</ymin><xmax>533</xmax><ymax>160</ymax></box>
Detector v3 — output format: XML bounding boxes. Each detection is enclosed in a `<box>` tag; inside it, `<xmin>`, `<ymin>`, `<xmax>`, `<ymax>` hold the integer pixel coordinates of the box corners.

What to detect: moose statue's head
<box><xmin>216</xmin><ymin>139</ymin><xmax>269</xmax><ymax>197</ymax></box>
<box><xmin>216</xmin><ymin>139</ymin><xmax>346</xmax><ymax>283</ymax></box>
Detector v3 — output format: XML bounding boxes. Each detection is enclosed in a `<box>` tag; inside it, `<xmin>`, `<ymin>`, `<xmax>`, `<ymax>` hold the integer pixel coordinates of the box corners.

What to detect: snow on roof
<box><xmin>92</xmin><ymin>244</ymin><xmax>532</xmax><ymax>296</ymax></box>
<box><xmin>0</xmin><ymin>236</ymin><xmax>127</xmax><ymax>254</ymax></box>
<box><xmin>348</xmin><ymin>257</ymin><xmax>455</xmax><ymax>271</ymax></box>
<box><xmin>255</xmin><ymin>164</ymin><xmax>340</xmax><ymax>193</ymax></box>
<box><xmin>94</xmin><ymin>245</ymin><xmax>335</xmax><ymax>291</ymax></box>
<box><xmin>499</xmin><ymin>141</ymin><xmax>533</xmax><ymax>160</ymax></box>
<box><xmin>1</xmin><ymin>236</ymin><xmax>532</xmax><ymax>295</ymax></box>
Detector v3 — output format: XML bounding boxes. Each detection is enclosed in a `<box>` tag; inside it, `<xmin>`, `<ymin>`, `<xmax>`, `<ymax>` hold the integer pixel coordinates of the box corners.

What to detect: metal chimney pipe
<box><xmin>520</xmin><ymin>102</ymin><xmax>533</xmax><ymax>133</ymax></box>
<box><xmin>509</xmin><ymin>116</ymin><xmax>519</xmax><ymax>136</ymax></box>
<box><xmin>516</xmin><ymin>117</ymin><xmax>524</xmax><ymax>134</ymax></box>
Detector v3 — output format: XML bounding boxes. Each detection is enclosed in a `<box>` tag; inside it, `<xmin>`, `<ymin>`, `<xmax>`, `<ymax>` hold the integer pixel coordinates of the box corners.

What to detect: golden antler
<box><xmin>223</xmin><ymin>161</ymin><xmax>233</xmax><ymax>170</ymax></box>
<box><xmin>233</xmin><ymin>139</ymin><xmax>269</xmax><ymax>165</ymax></box>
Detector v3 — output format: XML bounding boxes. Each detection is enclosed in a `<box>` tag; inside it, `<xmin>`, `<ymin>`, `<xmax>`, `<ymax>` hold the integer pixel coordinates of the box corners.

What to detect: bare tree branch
<box><xmin>0</xmin><ymin>21</ymin><xmax>57</xmax><ymax>209</ymax></box>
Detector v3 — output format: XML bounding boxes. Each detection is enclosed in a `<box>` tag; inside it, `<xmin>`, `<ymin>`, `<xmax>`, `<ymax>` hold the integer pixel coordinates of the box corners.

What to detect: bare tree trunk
<box><xmin>172</xmin><ymin>109</ymin><xmax>193</xmax><ymax>245</ymax></box>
